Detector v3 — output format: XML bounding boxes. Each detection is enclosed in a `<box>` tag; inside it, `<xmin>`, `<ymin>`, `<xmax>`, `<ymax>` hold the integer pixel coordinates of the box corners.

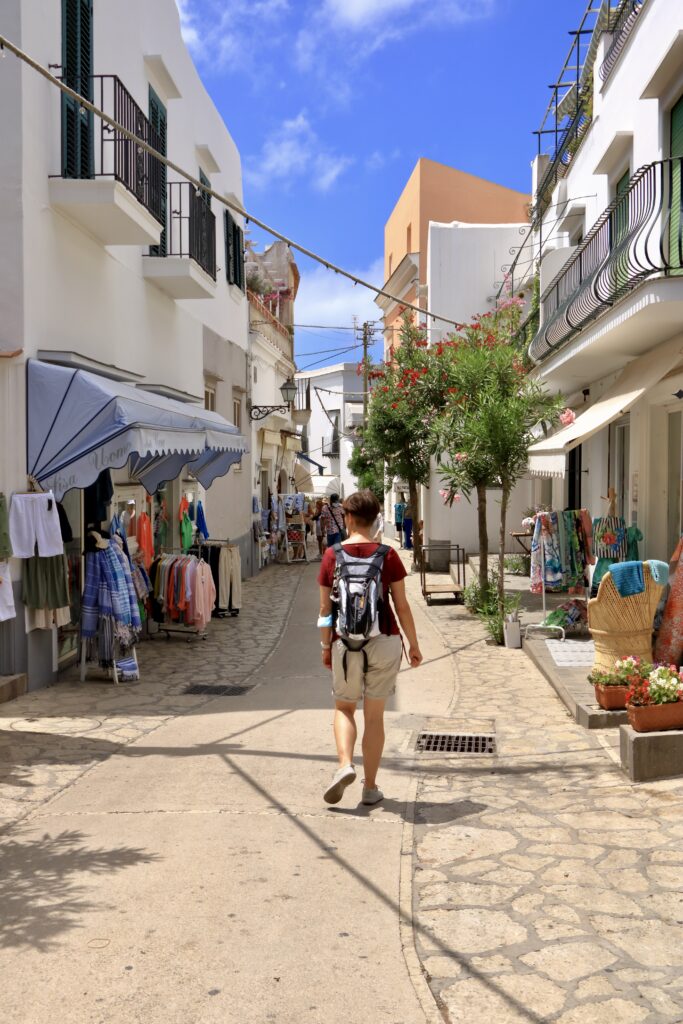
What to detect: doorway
<box><xmin>667</xmin><ymin>410</ymin><xmax>682</xmax><ymax>558</ymax></box>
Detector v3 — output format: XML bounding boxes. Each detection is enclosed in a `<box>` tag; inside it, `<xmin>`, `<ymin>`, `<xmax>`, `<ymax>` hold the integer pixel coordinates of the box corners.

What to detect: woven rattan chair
<box><xmin>588</xmin><ymin>562</ymin><xmax>665</xmax><ymax>673</ymax></box>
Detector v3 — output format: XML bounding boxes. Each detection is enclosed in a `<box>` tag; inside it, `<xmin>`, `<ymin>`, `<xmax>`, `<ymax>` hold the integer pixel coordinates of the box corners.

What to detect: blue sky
<box><xmin>176</xmin><ymin>0</ymin><xmax>590</xmax><ymax>367</ymax></box>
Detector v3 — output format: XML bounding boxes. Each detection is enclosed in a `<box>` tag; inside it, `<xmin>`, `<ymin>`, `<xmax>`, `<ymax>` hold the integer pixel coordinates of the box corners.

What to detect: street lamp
<box><xmin>249</xmin><ymin>378</ymin><xmax>297</xmax><ymax>421</ymax></box>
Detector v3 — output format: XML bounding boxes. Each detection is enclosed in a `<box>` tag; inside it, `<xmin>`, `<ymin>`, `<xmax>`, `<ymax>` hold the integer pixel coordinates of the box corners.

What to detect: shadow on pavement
<box><xmin>0</xmin><ymin>829</ymin><xmax>160</xmax><ymax>952</ymax></box>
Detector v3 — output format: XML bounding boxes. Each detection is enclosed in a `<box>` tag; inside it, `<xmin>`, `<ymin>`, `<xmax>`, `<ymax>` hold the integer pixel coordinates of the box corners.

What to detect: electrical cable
<box><xmin>297</xmin><ymin>345</ymin><xmax>360</xmax><ymax>371</ymax></box>
<box><xmin>0</xmin><ymin>33</ymin><xmax>466</xmax><ymax>330</ymax></box>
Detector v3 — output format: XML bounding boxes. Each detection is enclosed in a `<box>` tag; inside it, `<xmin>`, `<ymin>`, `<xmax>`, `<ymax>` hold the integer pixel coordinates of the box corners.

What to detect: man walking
<box><xmin>317</xmin><ymin>490</ymin><xmax>423</xmax><ymax>806</ymax></box>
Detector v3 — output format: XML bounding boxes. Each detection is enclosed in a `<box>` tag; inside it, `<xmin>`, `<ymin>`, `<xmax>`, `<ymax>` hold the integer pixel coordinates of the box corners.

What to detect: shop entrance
<box><xmin>667</xmin><ymin>410</ymin><xmax>682</xmax><ymax>559</ymax></box>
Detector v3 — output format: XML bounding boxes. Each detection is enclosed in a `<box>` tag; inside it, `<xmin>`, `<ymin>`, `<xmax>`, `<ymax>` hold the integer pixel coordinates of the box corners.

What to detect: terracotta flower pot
<box><xmin>627</xmin><ymin>701</ymin><xmax>683</xmax><ymax>733</ymax></box>
<box><xmin>594</xmin><ymin>684</ymin><xmax>629</xmax><ymax>711</ymax></box>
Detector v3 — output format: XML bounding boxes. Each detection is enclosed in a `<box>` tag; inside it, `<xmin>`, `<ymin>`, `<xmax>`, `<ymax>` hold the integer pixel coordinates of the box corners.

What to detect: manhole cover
<box><xmin>415</xmin><ymin>732</ymin><xmax>496</xmax><ymax>755</ymax></box>
<box><xmin>184</xmin><ymin>684</ymin><xmax>251</xmax><ymax>696</ymax></box>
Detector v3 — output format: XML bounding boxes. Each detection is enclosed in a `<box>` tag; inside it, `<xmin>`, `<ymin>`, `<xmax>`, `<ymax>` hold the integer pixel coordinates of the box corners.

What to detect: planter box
<box><xmin>594</xmin><ymin>684</ymin><xmax>629</xmax><ymax>711</ymax></box>
<box><xmin>627</xmin><ymin>701</ymin><xmax>683</xmax><ymax>733</ymax></box>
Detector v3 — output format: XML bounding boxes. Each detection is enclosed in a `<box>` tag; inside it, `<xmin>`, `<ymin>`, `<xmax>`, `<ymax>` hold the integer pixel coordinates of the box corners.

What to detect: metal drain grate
<box><xmin>184</xmin><ymin>684</ymin><xmax>252</xmax><ymax>696</ymax></box>
<box><xmin>416</xmin><ymin>732</ymin><xmax>496</xmax><ymax>755</ymax></box>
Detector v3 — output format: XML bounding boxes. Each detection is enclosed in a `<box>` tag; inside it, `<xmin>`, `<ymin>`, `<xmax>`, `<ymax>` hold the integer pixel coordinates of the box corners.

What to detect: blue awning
<box><xmin>28</xmin><ymin>359</ymin><xmax>248</xmax><ymax>499</ymax></box>
<box><xmin>296</xmin><ymin>451</ymin><xmax>325</xmax><ymax>474</ymax></box>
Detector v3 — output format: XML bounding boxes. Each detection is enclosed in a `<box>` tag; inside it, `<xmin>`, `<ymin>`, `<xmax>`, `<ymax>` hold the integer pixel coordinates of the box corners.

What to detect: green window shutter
<box><xmin>148</xmin><ymin>86</ymin><xmax>167</xmax><ymax>256</ymax></box>
<box><xmin>61</xmin><ymin>0</ymin><xmax>93</xmax><ymax>178</ymax></box>
<box><xmin>225</xmin><ymin>210</ymin><xmax>236</xmax><ymax>284</ymax></box>
<box><xmin>670</xmin><ymin>95</ymin><xmax>683</xmax><ymax>270</ymax></box>
<box><xmin>235</xmin><ymin>224</ymin><xmax>245</xmax><ymax>291</ymax></box>
<box><xmin>199</xmin><ymin>168</ymin><xmax>211</xmax><ymax>208</ymax></box>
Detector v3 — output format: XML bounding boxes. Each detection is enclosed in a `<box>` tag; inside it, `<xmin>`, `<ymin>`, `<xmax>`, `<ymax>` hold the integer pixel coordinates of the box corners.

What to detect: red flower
<box><xmin>391</xmin><ymin>402</ymin><xmax>398</xmax><ymax>409</ymax></box>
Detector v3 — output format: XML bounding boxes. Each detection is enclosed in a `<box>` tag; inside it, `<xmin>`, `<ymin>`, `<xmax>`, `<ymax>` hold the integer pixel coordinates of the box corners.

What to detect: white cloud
<box><xmin>365</xmin><ymin>147</ymin><xmax>401</xmax><ymax>172</ymax></box>
<box><xmin>245</xmin><ymin>112</ymin><xmax>353</xmax><ymax>194</ymax></box>
<box><xmin>175</xmin><ymin>0</ymin><xmax>202</xmax><ymax>52</ymax></box>
<box><xmin>295</xmin><ymin>257</ymin><xmax>386</xmax><ymax>366</ymax></box>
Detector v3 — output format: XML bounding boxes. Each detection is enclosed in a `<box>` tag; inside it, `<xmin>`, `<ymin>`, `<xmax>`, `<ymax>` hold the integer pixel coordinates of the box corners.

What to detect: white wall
<box><xmin>425</xmin><ymin>219</ymin><xmax>532</xmax><ymax>553</ymax></box>
<box><xmin>295</xmin><ymin>363</ymin><xmax>362</xmax><ymax>498</ymax></box>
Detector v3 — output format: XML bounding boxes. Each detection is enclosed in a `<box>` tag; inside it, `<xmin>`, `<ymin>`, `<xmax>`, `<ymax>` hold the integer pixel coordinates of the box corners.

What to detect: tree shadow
<box><xmin>0</xmin><ymin>828</ymin><xmax>160</xmax><ymax>952</ymax></box>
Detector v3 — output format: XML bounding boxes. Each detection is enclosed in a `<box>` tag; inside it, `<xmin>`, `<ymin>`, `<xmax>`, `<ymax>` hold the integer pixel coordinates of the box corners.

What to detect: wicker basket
<box><xmin>588</xmin><ymin>563</ymin><xmax>664</xmax><ymax>674</ymax></box>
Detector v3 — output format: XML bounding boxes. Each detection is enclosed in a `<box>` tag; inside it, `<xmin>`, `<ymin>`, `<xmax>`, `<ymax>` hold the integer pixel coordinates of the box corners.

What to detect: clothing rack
<box><xmin>148</xmin><ymin>551</ymin><xmax>210</xmax><ymax>642</ymax></box>
<box><xmin>190</xmin><ymin>539</ymin><xmax>241</xmax><ymax>617</ymax></box>
<box><xmin>525</xmin><ymin>508</ymin><xmax>593</xmax><ymax>642</ymax></box>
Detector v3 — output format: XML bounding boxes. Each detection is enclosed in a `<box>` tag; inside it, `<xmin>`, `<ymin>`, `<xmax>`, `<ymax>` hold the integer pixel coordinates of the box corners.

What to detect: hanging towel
<box><xmin>609</xmin><ymin>561</ymin><xmax>645</xmax><ymax>597</ymax></box>
<box><xmin>0</xmin><ymin>493</ymin><xmax>12</xmax><ymax>560</ymax></box>
<box><xmin>647</xmin><ymin>560</ymin><xmax>670</xmax><ymax>587</ymax></box>
<box><xmin>196</xmin><ymin>500</ymin><xmax>209</xmax><ymax>540</ymax></box>
<box><xmin>626</xmin><ymin>525</ymin><xmax>643</xmax><ymax>562</ymax></box>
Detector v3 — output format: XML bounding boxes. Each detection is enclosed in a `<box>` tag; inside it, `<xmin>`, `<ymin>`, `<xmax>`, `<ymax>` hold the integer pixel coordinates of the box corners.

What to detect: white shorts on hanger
<box><xmin>0</xmin><ymin>561</ymin><xmax>16</xmax><ymax>622</ymax></box>
<box><xmin>9</xmin><ymin>492</ymin><xmax>64</xmax><ymax>558</ymax></box>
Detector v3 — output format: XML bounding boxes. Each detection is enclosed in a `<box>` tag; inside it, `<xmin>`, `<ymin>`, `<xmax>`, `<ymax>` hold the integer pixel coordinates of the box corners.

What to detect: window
<box><xmin>388</xmin><ymin>253</ymin><xmax>393</xmax><ymax>276</ymax></box>
<box><xmin>61</xmin><ymin>0</ymin><xmax>94</xmax><ymax>179</ymax></box>
<box><xmin>232</xmin><ymin>397</ymin><xmax>242</xmax><ymax>430</ymax></box>
<box><xmin>225</xmin><ymin>209</ymin><xmax>245</xmax><ymax>290</ymax></box>
<box><xmin>199</xmin><ymin>168</ymin><xmax>211</xmax><ymax>208</ymax></box>
<box><xmin>204</xmin><ymin>385</ymin><xmax>216</xmax><ymax>412</ymax></box>
<box><xmin>253</xmin><ymin>364</ymin><xmax>258</xmax><ymax>383</ymax></box>
<box><xmin>406</xmin><ymin>223</ymin><xmax>412</xmax><ymax>253</ymax></box>
<box><xmin>149</xmin><ymin>86</ymin><xmax>168</xmax><ymax>256</ymax></box>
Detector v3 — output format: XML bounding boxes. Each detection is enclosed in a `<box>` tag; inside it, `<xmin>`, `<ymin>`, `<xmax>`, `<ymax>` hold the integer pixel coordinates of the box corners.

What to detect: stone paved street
<box><xmin>1</xmin><ymin>554</ymin><xmax>683</xmax><ymax>1023</ymax></box>
<box><xmin>410</xmin><ymin>559</ymin><xmax>683</xmax><ymax>1024</ymax></box>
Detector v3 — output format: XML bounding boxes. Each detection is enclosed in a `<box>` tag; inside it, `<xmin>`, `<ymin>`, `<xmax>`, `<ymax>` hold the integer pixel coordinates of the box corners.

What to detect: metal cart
<box><xmin>419</xmin><ymin>544</ymin><xmax>467</xmax><ymax>605</ymax></box>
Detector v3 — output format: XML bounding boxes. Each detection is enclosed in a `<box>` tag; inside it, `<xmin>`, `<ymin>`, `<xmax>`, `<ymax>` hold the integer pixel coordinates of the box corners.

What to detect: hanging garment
<box><xmin>194</xmin><ymin>560</ymin><xmax>217</xmax><ymax>631</ymax></box>
<box><xmin>626</xmin><ymin>525</ymin><xmax>643</xmax><ymax>562</ymax></box>
<box><xmin>196</xmin><ymin>500</ymin><xmax>209</xmax><ymax>540</ymax></box>
<box><xmin>0</xmin><ymin>494</ymin><xmax>13</xmax><ymax>560</ymax></box>
<box><xmin>0</xmin><ymin>561</ymin><xmax>16</xmax><ymax>622</ymax></box>
<box><xmin>228</xmin><ymin>546</ymin><xmax>242</xmax><ymax>610</ymax></box>
<box><xmin>22</xmin><ymin>554</ymin><xmax>70</xmax><ymax>610</ymax></box>
<box><xmin>136</xmin><ymin>512</ymin><xmax>154</xmax><ymax>570</ymax></box>
<box><xmin>610</xmin><ymin>561</ymin><xmax>645</xmax><ymax>597</ymax></box>
<box><xmin>83</xmin><ymin>469</ymin><xmax>114</xmax><ymax>526</ymax></box>
<box><xmin>9</xmin><ymin>492</ymin><xmax>63</xmax><ymax>558</ymax></box>
<box><xmin>654</xmin><ymin>538</ymin><xmax>683</xmax><ymax>665</ymax></box>
<box><xmin>178</xmin><ymin>496</ymin><xmax>189</xmax><ymax>522</ymax></box>
<box><xmin>530</xmin><ymin>512</ymin><xmax>564</xmax><ymax>594</ymax></box>
<box><xmin>181</xmin><ymin>512</ymin><xmax>193</xmax><ymax>553</ymax></box>
<box><xmin>154</xmin><ymin>499</ymin><xmax>169</xmax><ymax>553</ymax></box>
<box><xmin>592</xmin><ymin>515</ymin><xmax>627</xmax><ymax>592</ymax></box>
<box><xmin>56</xmin><ymin>502</ymin><xmax>73</xmax><ymax>543</ymax></box>
<box><xmin>111</xmin><ymin>536</ymin><xmax>142</xmax><ymax>632</ymax></box>
<box><xmin>109</xmin><ymin>513</ymin><xmax>131</xmax><ymax>561</ymax></box>
<box><xmin>25</xmin><ymin>606</ymin><xmax>71</xmax><ymax>632</ymax></box>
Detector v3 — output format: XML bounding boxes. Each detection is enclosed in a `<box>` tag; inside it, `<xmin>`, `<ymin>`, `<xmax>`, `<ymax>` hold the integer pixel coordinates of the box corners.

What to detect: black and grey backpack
<box><xmin>331</xmin><ymin>543</ymin><xmax>390</xmax><ymax>643</ymax></box>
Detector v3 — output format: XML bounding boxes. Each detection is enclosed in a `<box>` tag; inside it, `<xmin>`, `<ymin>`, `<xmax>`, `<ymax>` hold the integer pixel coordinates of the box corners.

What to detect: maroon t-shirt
<box><xmin>317</xmin><ymin>543</ymin><xmax>407</xmax><ymax>636</ymax></box>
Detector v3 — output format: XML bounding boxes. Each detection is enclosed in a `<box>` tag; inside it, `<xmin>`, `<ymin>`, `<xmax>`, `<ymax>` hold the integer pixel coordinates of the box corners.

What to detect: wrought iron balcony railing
<box><xmin>600</xmin><ymin>0</ymin><xmax>648</xmax><ymax>84</ymax></box>
<box><xmin>60</xmin><ymin>75</ymin><xmax>165</xmax><ymax>226</ymax></box>
<box><xmin>530</xmin><ymin>158</ymin><xmax>683</xmax><ymax>363</ymax></box>
<box><xmin>164</xmin><ymin>181</ymin><xmax>217</xmax><ymax>279</ymax></box>
<box><xmin>535</xmin><ymin>96</ymin><xmax>592</xmax><ymax>216</ymax></box>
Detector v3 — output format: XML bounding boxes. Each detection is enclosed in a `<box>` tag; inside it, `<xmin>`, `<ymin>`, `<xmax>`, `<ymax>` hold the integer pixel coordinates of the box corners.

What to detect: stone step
<box><xmin>0</xmin><ymin>674</ymin><xmax>28</xmax><ymax>705</ymax></box>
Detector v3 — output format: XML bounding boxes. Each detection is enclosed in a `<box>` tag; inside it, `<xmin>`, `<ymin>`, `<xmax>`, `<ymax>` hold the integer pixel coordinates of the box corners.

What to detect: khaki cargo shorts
<box><xmin>331</xmin><ymin>634</ymin><xmax>403</xmax><ymax>703</ymax></box>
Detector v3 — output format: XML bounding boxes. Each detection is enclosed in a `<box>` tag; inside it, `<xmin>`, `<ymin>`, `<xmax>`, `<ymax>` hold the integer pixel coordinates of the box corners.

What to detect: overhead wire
<box><xmin>0</xmin><ymin>33</ymin><xmax>466</xmax><ymax>330</ymax></box>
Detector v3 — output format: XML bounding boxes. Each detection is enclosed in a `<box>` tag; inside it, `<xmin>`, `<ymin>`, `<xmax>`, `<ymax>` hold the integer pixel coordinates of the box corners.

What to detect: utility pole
<box><xmin>362</xmin><ymin>321</ymin><xmax>371</xmax><ymax>427</ymax></box>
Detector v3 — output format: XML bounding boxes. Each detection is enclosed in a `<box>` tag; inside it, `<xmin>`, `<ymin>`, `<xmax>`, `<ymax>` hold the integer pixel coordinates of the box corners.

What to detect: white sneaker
<box><xmin>362</xmin><ymin>785</ymin><xmax>384</xmax><ymax>806</ymax></box>
<box><xmin>324</xmin><ymin>764</ymin><xmax>357</xmax><ymax>804</ymax></box>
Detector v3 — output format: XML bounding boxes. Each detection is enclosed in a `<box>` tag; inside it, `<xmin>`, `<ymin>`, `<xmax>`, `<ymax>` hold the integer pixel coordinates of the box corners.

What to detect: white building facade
<box><xmin>294</xmin><ymin>364</ymin><xmax>363</xmax><ymax>499</ymax></box>
<box><xmin>0</xmin><ymin>0</ymin><xmax>253</xmax><ymax>686</ymax></box>
<box><xmin>520</xmin><ymin>0</ymin><xmax>683</xmax><ymax>565</ymax></box>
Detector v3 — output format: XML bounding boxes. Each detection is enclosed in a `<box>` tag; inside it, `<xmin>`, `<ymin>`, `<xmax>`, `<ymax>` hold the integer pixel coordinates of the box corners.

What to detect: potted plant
<box><xmin>626</xmin><ymin>664</ymin><xmax>683</xmax><ymax>732</ymax></box>
<box><xmin>589</xmin><ymin>656</ymin><xmax>650</xmax><ymax>711</ymax></box>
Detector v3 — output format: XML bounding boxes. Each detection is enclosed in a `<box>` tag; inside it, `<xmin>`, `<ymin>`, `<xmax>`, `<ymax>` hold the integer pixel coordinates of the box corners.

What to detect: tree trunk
<box><xmin>476</xmin><ymin>482</ymin><xmax>488</xmax><ymax>599</ymax></box>
<box><xmin>408</xmin><ymin>478</ymin><xmax>421</xmax><ymax>572</ymax></box>
<box><xmin>498</xmin><ymin>485</ymin><xmax>510</xmax><ymax>617</ymax></box>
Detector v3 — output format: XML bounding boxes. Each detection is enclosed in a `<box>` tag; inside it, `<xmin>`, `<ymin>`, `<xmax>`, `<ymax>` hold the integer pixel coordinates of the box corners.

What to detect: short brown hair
<box><xmin>342</xmin><ymin>489</ymin><xmax>380</xmax><ymax>526</ymax></box>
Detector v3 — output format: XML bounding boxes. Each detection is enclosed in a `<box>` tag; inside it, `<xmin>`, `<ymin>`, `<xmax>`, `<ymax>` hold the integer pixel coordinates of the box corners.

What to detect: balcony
<box><xmin>248</xmin><ymin>289</ymin><xmax>294</xmax><ymax>361</ymax></box>
<box><xmin>600</xmin><ymin>0</ymin><xmax>648</xmax><ymax>84</ymax></box>
<box><xmin>530</xmin><ymin>158</ymin><xmax>683</xmax><ymax>365</ymax></box>
<box><xmin>535</xmin><ymin>96</ymin><xmax>592</xmax><ymax>217</ymax></box>
<box><xmin>293</xmin><ymin>378</ymin><xmax>311</xmax><ymax>427</ymax></box>
<box><xmin>143</xmin><ymin>181</ymin><xmax>216</xmax><ymax>299</ymax></box>
<box><xmin>49</xmin><ymin>76</ymin><xmax>165</xmax><ymax>245</ymax></box>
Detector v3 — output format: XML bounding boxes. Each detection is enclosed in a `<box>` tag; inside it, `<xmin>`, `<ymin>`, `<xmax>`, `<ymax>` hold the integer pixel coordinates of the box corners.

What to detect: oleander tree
<box><xmin>347</xmin><ymin>440</ymin><xmax>385</xmax><ymax>502</ymax></box>
<box><xmin>431</xmin><ymin>301</ymin><xmax>564</xmax><ymax>613</ymax></box>
<box><xmin>361</xmin><ymin>313</ymin><xmax>435</xmax><ymax>568</ymax></box>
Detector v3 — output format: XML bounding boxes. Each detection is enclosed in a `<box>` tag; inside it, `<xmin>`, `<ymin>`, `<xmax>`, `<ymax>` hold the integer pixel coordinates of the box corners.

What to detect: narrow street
<box><xmin>2</xmin><ymin>555</ymin><xmax>683</xmax><ymax>1023</ymax></box>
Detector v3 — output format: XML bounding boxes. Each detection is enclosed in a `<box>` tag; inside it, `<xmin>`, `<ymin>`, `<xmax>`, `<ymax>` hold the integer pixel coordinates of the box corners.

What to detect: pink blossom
<box><xmin>453</xmin><ymin>494</ymin><xmax>462</xmax><ymax>503</ymax></box>
<box><xmin>455</xmin><ymin>452</ymin><xmax>467</xmax><ymax>462</ymax></box>
<box><xmin>439</xmin><ymin>489</ymin><xmax>450</xmax><ymax>504</ymax></box>
<box><xmin>559</xmin><ymin>408</ymin><xmax>576</xmax><ymax>427</ymax></box>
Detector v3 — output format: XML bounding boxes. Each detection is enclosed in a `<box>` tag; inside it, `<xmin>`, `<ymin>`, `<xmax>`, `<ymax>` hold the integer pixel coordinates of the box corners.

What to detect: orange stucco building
<box><xmin>380</xmin><ymin>158</ymin><xmax>529</xmax><ymax>344</ymax></box>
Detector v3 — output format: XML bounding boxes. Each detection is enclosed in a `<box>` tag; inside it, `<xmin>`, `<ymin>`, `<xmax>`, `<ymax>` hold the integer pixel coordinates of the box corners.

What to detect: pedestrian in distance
<box><xmin>312</xmin><ymin>498</ymin><xmax>324</xmax><ymax>558</ymax></box>
<box><xmin>317</xmin><ymin>489</ymin><xmax>423</xmax><ymax>806</ymax></box>
<box><xmin>320</xmin><ymin>492</ymin><xmax>346</xmax><ymax>547</ymax></box>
